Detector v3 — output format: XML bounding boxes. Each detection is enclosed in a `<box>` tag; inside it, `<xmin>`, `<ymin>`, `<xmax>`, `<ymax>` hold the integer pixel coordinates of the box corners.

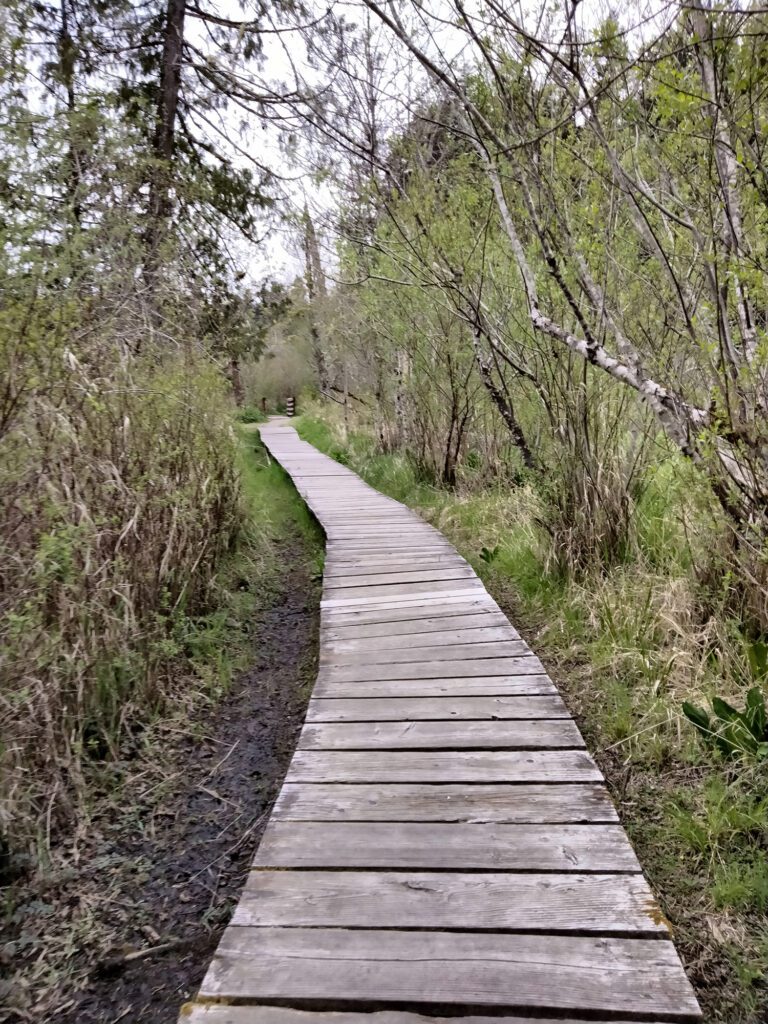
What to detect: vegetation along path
<box><xmin>182</xmin><ymin>421</ymin><xmax>702</xmax><ymax>1024</ymax></box>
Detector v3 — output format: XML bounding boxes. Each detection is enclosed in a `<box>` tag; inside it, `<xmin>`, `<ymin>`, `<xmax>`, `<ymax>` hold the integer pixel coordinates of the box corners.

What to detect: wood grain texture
<box><xmin>297</xmin><ymin>719</ymin><xmax>585</xmax><ymax>750</ymax></box>
<box><xmin>322</xmin><ymin>585</ymin><xmax>485</xmax><ymax>607</ymax></box>
<box><xmin>323</xmin><ymin>624</ymin><xmax>520</xmax><ymax>650</ymax></box>
<box><xmin>312</xmin><ymin>676</ymin><xmax>557</xmax><ymax>698</ymax></box>
<box><xmin>184</xmin><ymin>1006</ymin><xmax>663</xmax><ymax>1024</ymax></box>
<box><xmin>318</xmin><ymin>657</ymin><xmax>545</xmax><ymax>682</ymax></box>
<box><xmin>324</xmin><ymin>557</ymin><xmax>469</xmax><ymax>576</ymax></box>
<box><xmin>253</xmin><ymin>820</ymin><xmax>640</xmax><ymax>871</ymax></box>
<box><xmin>304</xmin><ymin>695</ymin><xmax>570</xmax><ymax>722</ymax></box>
<box><xmin>198</xmin><ymin>927</ymin><xmax>701</xmax><ymax>1019</ymax></box>
<box><xmin>322</xmin><ymin>600</ymin><xmax>492</xmax><ymax>620</ymax></box>
<box><xmin>323</xmin><ymin>615</ymin><xmax>509</xmax><ymax>640</ymax></box>
<box><xmin>272</xmin><ymin>782</ymin><xmax>620</xmax><ymax>823</ymax></box>
<box><xmin>234</xmin><ymin>870</ymin><xmax>666</xmax><ymax>934</ymax></box>
<box><xmin>321</xmin><ymin>602</ymin><xmax>498</xmax><ymax>628</ymax></box>
<box><xmin>285</xmin><ymin>748</ymin><xmax>601</xmax><ymax>783</ymax></box>
<box><xmin>324</xmin><ymin>568</ymin><xmax>476</xmax><ymax>588</ymax></box>
<box><xmin>319</xmin><ymin>640</ymin><xmax>532</xmax><ymax>664</ymax></box>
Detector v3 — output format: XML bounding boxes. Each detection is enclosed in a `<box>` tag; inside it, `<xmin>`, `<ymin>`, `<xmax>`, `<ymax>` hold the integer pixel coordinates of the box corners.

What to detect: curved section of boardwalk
<box><xmin>183</xmin><ymin>422</ymin><xmax>701</xmax><ymax>1024</ymax></box>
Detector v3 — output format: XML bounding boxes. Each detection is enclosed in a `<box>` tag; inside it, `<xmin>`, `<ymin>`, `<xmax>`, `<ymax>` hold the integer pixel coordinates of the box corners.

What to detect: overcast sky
<box><xmin>205</xmin><ymin>0</ymin><xmax>681</xmax><ymax>286</ymax></box>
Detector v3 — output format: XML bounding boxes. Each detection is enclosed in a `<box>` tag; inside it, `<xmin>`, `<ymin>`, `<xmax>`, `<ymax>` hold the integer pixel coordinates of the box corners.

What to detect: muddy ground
<box><xmin>5</xmin><ymin>532</ymin><xmax>319</xmax><ymax>1024</ymax></box>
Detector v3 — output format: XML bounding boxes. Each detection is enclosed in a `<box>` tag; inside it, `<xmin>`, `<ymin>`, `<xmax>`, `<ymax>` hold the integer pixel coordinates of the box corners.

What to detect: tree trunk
<box><xmin>228</xmin><ymin>356</ymin><xmax>244</xmax><ymax>406</ymax></box>
<box><xmin>58</xmin><ymin>0</ymin><xmax>82</xmax><ymax>229</ymax></box>
<box><xmin>144</xmin><ymin>0</ymin><xmax>187</xmax><ymax>300</ymax></box>
<box><xmin>303</xmin><ymin>206</ymin><xmax>329</xmax><ymax>390</ymax></box>
<box><xmin>471</xmin><ymin>331</ymin><xmax>535</xmax><ymax>470</ymax></box>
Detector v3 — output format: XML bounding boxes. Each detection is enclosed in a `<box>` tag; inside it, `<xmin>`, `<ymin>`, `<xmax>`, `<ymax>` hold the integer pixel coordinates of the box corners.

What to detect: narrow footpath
<box><xmin>181</xmin><ymin>421</ymin><xmax>702</xmax><ymax>1023</ymax></box>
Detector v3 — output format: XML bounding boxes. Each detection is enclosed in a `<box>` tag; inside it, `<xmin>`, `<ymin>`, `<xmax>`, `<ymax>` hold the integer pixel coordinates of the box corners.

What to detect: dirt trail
<box><xmin>7</xmin><ymin>532</ymin><xmax>319</xmax><ymax>1024</ymax></box>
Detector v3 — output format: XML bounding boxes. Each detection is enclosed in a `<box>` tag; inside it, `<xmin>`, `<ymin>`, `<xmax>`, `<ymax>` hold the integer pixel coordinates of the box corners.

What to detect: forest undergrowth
<box><xmin>3</xmin><ymin>429</ymin><xmax>323</xmax><ymax>1021</ymax></box>
<box><xmin>297</xmin><ymin>408</ymin><xmax>768</xmax><ymax>1024</ymax></box>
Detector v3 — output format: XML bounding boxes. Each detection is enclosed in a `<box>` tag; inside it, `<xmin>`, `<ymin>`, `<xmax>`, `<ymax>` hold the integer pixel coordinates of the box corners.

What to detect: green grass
<box><xmin>295</xmin><ymin>407</ymin><xmax>768</xmax><ymax>1022</ymax></box>
<box><xmin>137</xmin><ymin>425</ymin><xmax>325</xmax><ymax>707</ymax></box>
<box><xmin>237</xmin><ymin>423</ymin><xmax>324</xmax><ymax>570</ymax></box>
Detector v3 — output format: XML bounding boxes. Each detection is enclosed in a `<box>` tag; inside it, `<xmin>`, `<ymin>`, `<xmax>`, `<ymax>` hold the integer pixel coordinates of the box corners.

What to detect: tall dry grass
<box><xmin>1</xmin><ymin>300</ymin><xmax>241</xmax><ymax>867</ymax></box>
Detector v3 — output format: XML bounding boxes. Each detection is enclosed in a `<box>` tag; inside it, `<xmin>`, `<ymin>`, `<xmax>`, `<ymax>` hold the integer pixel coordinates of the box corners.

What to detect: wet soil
<box><xmin>5</xmin><ymin>532</ymin><xmax>319</xmax><ymax>1024</ymax></box>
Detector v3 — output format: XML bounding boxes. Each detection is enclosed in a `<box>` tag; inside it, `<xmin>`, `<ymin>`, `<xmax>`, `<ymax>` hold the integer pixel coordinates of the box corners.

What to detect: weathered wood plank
<box><xmin>325</xmin><ymin>542</ymin><xmax>456</xmax><ymax>554</ymax></box>
<box><xmin>324</xmin><ymin>567</ymin><xmax>476</xmax><ymax>588</ymax></box>
<box><xmin>321</xmin><ymin>589</ymin><xmax>488</xmax><ymax>611</ymax></box>
<box><xmin>318</xmin><ymin>657</ymin><xmax>545</xmax><ymax>681</ymax></box>
<box><xmin>323</xmin><ymin>614</ymin><xmax>513</xmax><ymax>641</ymax></box>
<box><xmin>324</xmin><ymin>625</ymin><xmax>519</xmax><ymax>651</ymax></box>
<box><xmin>320</xmin><ymin>640</ymin><xmax>531</xmax><ymax>664</ymax></box>
<box><xmin>234</xmin><ymin>870</ymin><xmax>666</xmax><ymax>934</ymax></box>
<box><xmin>298</xmin><ymin>719</ymin><xmax>585</xmax><ymax>750</ymax></box>
<box><xmin>253</xmin><ymin>821</ymin><xmax>639</xmax><ymax>871</ymax></box>
<box><xmin>326</xmin><ymin>530</ymin><xmax>439</xmax><ymax>542</ymax></box>
<box><xmin>184</xmin><ymin>1005</ymin><xmax>663</xmax><ymax>1024</ymax></box>
<box><xmin>285</xmin><ymin>748</ymin><xmax>601</xmax><ymax>784</ymax></box>
<box><xmin>313</xmin><ymin>677</ymin><xmax>557</xmax><ymax>698</ymax></box>
<box><xmin>323</xmin><ymin>580</ymin><xmax>486</xmax><ymax>603</ymax></box>
<box><xmin>322</xmin><ymin>607</ymin><xmax>503</xmax><ymax>633</ymax></box>
<box><xmin>198</xmin><ymin>927</ymin><xmax>701</xmax><ymax>1019</ymax></box>
<box><xmin>272</xmin><ymin>782</ymin><xmax>619</xmax><ymax>823</ymax></box>
<box><xmin>324</xmin><ymin>557</ymin><xmax>468</xmax><ymax>575</ymax></box>
<box><xmin>304</xmin><ymin>695</ymin><xmax>569</xmax><ymax>722</ymax></box>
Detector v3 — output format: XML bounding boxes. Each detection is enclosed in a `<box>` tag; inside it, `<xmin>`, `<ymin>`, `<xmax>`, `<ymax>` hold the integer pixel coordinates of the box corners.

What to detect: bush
<box><xmin>236</xmin><ymin>404</ymin><xmax>267</xmax><ymax>423</ymax></box>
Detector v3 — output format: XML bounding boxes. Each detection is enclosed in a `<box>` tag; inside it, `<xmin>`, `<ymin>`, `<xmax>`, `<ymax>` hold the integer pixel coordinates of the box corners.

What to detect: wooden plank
<box><xmin>234</xmin><ymin>870</ymin><xmax>667</xmax><ymax>935</ymax></box>
<box><xmin>322</xmin><ymin>607</ymin><xmax>503</xmax><ymax>633</ymax></box>
<box><xmin>324</xmin><ymin>537</ymin><xmax>442</xmax><ymax>545</ymax></box>
<box><xmin>318</xmin><ymin>657</ymin><xmax>545</xmax><ymax>681</ymax></box>
<box><xmin>325</xmin><ymin>544</ymin><xmax>456</xmax><ymax>555</ymax></box>
<box><xmin>272</xmin><ymin>782</ymin><xmax>619</xmax><ymax>823</ymax></box>
<box><xmin>323</xmin><ymin>580</ymin><xmax>485</xmax><ymax>602</ymax></box>
<box><xmin>320</xmin><ymin>511</ymin><xmax>410</xmax><ymax>518</ymax></box>
<box><xmin>326</xmin><ymin>531</ymin><xmax>439</xmax><ymax>541</ymax></box>
<box><xmin>320</xmin><ymin>640</ymin><xmax>531</xmax><ymax>664</ymax></box>
<box><xmin>322</xmin><ymin>589</ymin><xmax>487</xmax><ymax>611</ymax></box>
<box><xmin>198</xmin><ymin>927</ymin><xmax>701</xmax><ymax>1019</ymax></box>
<box><xmin>324</xmin><ymin>557</ymin><xmax>468</xmax><ymax>575</ymax></box>
<box><xmin>253</xmin><ymin>821</ymin><xmax>640</xmax><ymax>871</ymax></box>
<box><xmin>324</xmin><ymin>567</ymin><xmax>476</xmax><ymax>588</ymax></box>
<box><xmin>323</xmin><ymin>614</ymin><xmax>513</xmax><ymax>641</ymax></box>
<box><xmin>324</xmin><ymin>625</ymin><xmax>519</xmax><ymax>651</ymax></box>
<box><xmin>313</xmin><ymin>677</ymin><xmax>557</xmax><ymax>698</ymax></box>
<box><xmin>184</xmin><ymin>1008</ymin><xmax>664</xmax><ymax>1024</ymax></box>
<box><xmin>298</xmin><ymin>719</ymin><xmax>585</xmax><ymax>750</ymax></box>
<box><xmin>284</xmin><ymin>749</ymin><xmax>601</xmax><ymax>784</ymax></box>
<box><xmin>321</xmin><ymin>518</ymin><xmax>438</xmax><ymax>525</ymax></box>
<box><xmin>304</xmin><ymin>695</ymin><xmax>569</xmax><ymax>722</ymax></box>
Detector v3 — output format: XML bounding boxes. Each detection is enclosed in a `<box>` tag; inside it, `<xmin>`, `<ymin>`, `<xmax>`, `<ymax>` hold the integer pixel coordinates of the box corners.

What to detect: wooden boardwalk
<box><xmin>183</xmin><ymin>422</ymin><xmax>701</xmax><ymax>1024</ymax></box>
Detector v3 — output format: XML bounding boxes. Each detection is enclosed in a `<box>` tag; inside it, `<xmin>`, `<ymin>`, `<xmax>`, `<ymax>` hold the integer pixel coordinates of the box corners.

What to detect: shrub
<box><xmin>236</xmin><ymin>404</ymin><xmax>267</xmax><ymax>424</ymax></box>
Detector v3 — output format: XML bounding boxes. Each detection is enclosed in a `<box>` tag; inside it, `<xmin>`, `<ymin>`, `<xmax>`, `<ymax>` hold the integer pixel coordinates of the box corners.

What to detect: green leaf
<box><xmin>682</xmin><ymin>702</ymin><xmax>711</xmax><ymax>735</ymax></box>
<box><xmin>721</xmin><ymin>720</ymin><xmax>759</xmax><ymax>756</ymax></box>
<box><xmin>744</xmin><ymin>687</ymin><xmax>767</xmax><ymax>740</ymax></box>
<box><xmin>712</xmin><ymin>696</ymin><xmax>742</xmax><ymax>723</ymax></box>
